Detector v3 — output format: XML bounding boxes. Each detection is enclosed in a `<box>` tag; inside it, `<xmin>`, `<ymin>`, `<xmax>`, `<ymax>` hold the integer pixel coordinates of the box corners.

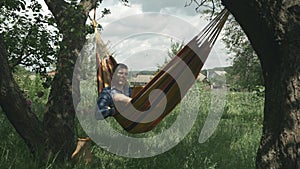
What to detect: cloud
<box><xmin>96</xmin><ymin>2</ymin><xmax>143</xmax><ymax>27</ymax></box>
<box><xmin>35</xmin><ymin>0</ymin><xmax>230</xmax><ymax>70</ymax></box>
<box><xmin>91</xmin><ymin>0</ymin><xmax>230</xmax><ymax>70</ymax></box>
<box><xmin>99</xmin><ymin>13</ymin><xmax>199</xmax><ymax>70</ymax></box>
<box><xmin>129</xmin><ymin>0</ymin><xmax>199</xmax><ymax>15</ymax></box>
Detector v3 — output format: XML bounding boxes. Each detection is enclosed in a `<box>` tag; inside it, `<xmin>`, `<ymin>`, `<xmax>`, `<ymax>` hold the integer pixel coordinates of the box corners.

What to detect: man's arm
<box><xmin>95</xmin><ymin>89</ymin><xmax>115</xmax><ymax>120</ymax></box>
<box><xmin>112</xmin><ymin>93</ymin><xmax>132</xmax><ymax>103</ymax></box>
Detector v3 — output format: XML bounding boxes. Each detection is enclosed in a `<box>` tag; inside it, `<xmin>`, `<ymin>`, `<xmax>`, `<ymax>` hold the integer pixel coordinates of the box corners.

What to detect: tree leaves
<box><xmin>222</xmin><ymin>18</ymin><xmax>264</xmax><ymax>91</ymax></box>
<box><xmin>0</xmin><ymin>0</ymin><xmax>26</xmax><ymax>11</ymax></box>
<box><xmin>1</xmin><ymin>0</ymin><xmax>59</xmax><ymax>78</ymax></box>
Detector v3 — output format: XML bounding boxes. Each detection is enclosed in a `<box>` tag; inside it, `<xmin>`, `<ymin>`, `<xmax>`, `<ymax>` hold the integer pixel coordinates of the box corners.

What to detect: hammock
<box><xmin>96</xmin><ymin>9</ymin><xmax>229</xmax><ymax>134</ymax></box>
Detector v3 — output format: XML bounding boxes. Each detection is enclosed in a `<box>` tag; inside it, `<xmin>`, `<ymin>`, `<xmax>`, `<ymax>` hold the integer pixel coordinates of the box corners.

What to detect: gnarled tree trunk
<box><xmin>0</xmin><ymin>34</ymin><xmax>47</xmax><ymax>155</ymax></box>
<box><xmin>0</xmin><ymin>0</ymin><xmax>98</xmax><ymax>160</ymax></box>
<box><xmin>222</xmin><ymin>0</ymin><xmax>300</xmax><ymax>168</ymax></box>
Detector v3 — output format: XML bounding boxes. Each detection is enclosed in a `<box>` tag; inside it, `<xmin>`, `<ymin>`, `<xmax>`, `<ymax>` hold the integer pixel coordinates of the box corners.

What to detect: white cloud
<box><xmin>129</xmin><ymin>0</ymin><xmax>199</xmax><ymax>15</ymax></box>
<box><xmin>35</xmin><ymin>0</ymin><xmax>231</xmax><ymax>70</ymax></box>
<box><xmin>88</xmin><ymin>0</ymin><xmax>231</xmax><ymax>70</ymax></box>
<box><xmin>95</xmin><ymin>2</ymin><xmax>143</xmax><ymax>27</ymax></box>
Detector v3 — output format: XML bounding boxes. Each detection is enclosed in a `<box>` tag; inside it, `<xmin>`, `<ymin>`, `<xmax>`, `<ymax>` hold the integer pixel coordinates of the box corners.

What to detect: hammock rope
<box><xmin>96</xmin><ymin>9</ymin><xmax>230</xmax><ymax>133</ymax></box>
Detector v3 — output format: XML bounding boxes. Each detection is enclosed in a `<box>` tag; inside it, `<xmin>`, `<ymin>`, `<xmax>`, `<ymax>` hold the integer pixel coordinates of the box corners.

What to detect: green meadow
<box><xmin>0</xmin><ymin>82</ymin><xmax>264</xmax><ymax>169</ymax></box>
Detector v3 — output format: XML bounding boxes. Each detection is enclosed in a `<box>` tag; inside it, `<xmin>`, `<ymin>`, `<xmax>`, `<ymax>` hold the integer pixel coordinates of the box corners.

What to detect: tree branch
<box><xmin>79</xmin><ymin>0</ymin><xmax>98</xmax><ymax>17</ymax></box>
<box><xmin>43</xmin><ymin>0</ymin><xmax>68</xmax><ymax>21</ymax></box>
<box><xmin>42</xmin><ymin>0</ymin><xmax>92</xmax><ymax>157</ymax></box>
<box><xmin>185</xmin><ymin>0</ymin><xmax>218</xmax><ymax>17</ymax></box>
<box><xmin>0</xmin><ymin>34</ymin><xmax>47</xmax><ymax>153</ymax></box>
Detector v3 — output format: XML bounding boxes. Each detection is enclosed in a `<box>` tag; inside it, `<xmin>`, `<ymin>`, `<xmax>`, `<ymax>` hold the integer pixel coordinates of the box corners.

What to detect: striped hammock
<box><xmin>96</xmin><ymin>9</ymin><xmax>229</xmax><ymax>133</ymax></box>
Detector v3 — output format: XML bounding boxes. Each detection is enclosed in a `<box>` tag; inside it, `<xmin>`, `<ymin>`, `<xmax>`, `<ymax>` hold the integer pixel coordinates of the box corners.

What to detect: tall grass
<box><xmin>0</xmin><ymin>82</ymin><xmax>264</xmax><ymax>169</ymax></box>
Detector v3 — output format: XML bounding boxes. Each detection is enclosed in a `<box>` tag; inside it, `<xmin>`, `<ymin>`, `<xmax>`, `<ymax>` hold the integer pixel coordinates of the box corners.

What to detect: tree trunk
<box><xmin>41</xmin><ymin>0</ymin><xmax>96</xmax><ymax>159</ymax></box>
<box><xmin>222</xmin><ymin>0</ymin><xmax>300</xmax><ymax>168</ymax></box>
<box><xmin>0</xmin><ymin>0</ymin><xmax>98</xmax><ymax>160</ymax></box>
<box><xmin>0</xmin><ymin>34</ymin><xmax>47</xmax><ymax>155</ymax></box>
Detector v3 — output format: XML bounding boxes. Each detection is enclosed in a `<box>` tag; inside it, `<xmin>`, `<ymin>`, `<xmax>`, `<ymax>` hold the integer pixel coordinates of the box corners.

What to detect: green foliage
<box><xmin>0</xmin><ymin>80</ymin><xmax>263</xmax><ymax>168</ymax></box>
<box><xmin>1</xmin><ymin>0</ymin><xmax>59</xmax><ymax>76</ymax></box>
<box><xmin>0</xmin><ymin>110</ymin><xmax>33</xmax><ymax>169</ymax></box>
<box><xmin>187</xmin><ymin>0</ymin><xmax>223</xmax><ymax>15</ymax></box>
<box><xmin>167</xmin><ymin>39</ymin><xmax>184</xmax><ymax>58</ymax></box>
<box><xmin>0</xmin><ymin>0</ymin><xmax>25</xmax><ymax>11</ymax></box>
<box><xmin>0</xmin><ymin>1</ymin><xmax>264</xmax><ymax>168</ymax></box>
<box><xmin>157</xmin><ymin>39</ymin><xmax>184</xmax><ymax>70</ymax></box>
<box><xmin>188</xmin><ymin>1</ymin><xmax>264</xmax><ymax>92</ymax></box>
<box><xmin>13</xmin><ymin>66</ymin><xmax>50</xmax><ymax>119</ymax></box>
<box><xmin>223</xmin><ymin>18</ymin><xmax>264</xmax><ymax>92</ymax></box>
<box><xmin>252</xmin><ymin>85</ymin><xmax>265</xmax><ymax>97</ymax></box>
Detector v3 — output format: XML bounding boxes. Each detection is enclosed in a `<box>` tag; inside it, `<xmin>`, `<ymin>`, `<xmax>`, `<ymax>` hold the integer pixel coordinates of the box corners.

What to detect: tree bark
<box><xmin>222</xmin><ymin>0</ymin><xmax>300</xmax><ymax>168</ymax></box>
<box><xmin>0</xmin><ymin>0</ymin><xmax>98</xmax><ymax>160</ymax></box>
<box><xmin>0</xmin><ymin>34</ymin><xmax>47</xmax><ymax>155</ymax></box>
<box><xmin>42</xmin><ymin>0</ymin><xmax>96</xmax><ymax>159</ymax></box>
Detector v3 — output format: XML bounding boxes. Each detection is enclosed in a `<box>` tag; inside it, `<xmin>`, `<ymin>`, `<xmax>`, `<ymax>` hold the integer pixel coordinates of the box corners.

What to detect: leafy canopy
<box><xmin>1</xmin><ymin>0</ymin><xmax>59</xmax><ymax>76</ymax></box>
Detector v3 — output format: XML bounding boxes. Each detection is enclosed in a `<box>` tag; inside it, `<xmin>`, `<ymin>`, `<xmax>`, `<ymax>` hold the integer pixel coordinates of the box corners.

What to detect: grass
<box><xmin>0</xmin><ymin>84</ymin><xmax>264</xmax><ymax>169</ymax></box>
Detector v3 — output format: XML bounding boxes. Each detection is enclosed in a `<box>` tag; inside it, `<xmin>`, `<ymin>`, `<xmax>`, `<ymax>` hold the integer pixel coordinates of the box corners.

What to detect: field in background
<box><xmin>0</xmin><ymin>82</ymin><xmax>264</xmax><ymax>169</ymax></box>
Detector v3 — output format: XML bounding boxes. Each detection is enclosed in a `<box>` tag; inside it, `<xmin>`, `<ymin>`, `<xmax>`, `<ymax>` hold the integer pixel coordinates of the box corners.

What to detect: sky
<box><xmin>93</xmin><ymin>0</ymin><xmax>232</xmax><ymax>71</ymax></box>
<box><xmin>39</xmin><ymin>0</ymin><xmax>232</xmax><ymax>71</ymax></box>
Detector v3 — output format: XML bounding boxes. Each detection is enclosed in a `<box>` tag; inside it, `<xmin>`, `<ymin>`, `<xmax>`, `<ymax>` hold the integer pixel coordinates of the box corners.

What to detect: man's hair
<box><xmin>113</xmin><ymin>63</ymin><xmax>128</xmax><ymax>73</ymax></box>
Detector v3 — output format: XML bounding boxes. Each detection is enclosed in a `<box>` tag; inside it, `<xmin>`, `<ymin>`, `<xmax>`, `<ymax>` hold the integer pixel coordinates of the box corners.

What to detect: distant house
<box><xmin>206</xmin><ymin>70</ymin><xmax>227</xmax><ymax>89</ymax></box>
<box><xmin>130</xmin><ymin>74</ymin><xmax>154</xmax><ymax>86</ymax></box>
<box><xmin>207</xmin><ymin>70</ymin><xmax>227</xmax><ymax>79</ymax></box>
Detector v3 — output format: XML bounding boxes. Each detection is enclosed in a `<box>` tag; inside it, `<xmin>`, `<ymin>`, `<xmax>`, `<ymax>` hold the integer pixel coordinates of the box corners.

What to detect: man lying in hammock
<box><xmin>95</xmin><ymin>63</ymin><xmax>132</xmax><ymax>120</ymax></box>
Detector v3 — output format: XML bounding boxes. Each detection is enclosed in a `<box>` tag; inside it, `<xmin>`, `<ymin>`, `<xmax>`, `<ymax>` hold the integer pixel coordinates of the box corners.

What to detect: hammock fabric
<box><xmin>96</xmin><ymin>9</ymin><xmax>229</xmax><ymax>134</ymax></box>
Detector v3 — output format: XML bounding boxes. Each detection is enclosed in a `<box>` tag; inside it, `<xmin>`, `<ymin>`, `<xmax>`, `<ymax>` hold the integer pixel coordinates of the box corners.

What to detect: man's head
<box><xmin>112</xmin><ymin>63</ymin><xmax>128</xmax><ymax>87</ymax></box>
